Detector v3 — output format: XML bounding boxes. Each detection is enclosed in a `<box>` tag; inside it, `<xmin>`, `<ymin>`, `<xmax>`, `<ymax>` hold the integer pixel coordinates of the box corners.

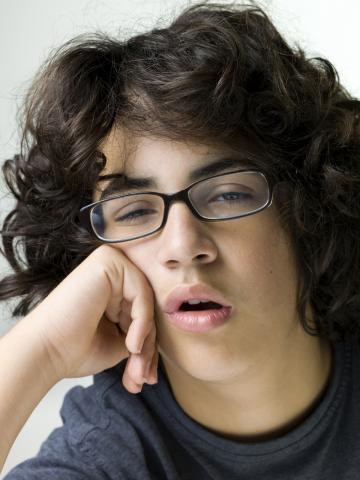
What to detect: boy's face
<box><xmin>94</xmin><ymin>128</ymin><xmax>307</xmax><ymax>384</ymax></box>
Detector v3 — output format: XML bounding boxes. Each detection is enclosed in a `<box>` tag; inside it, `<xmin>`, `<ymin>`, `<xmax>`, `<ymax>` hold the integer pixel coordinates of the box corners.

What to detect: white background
<box><xmin>0</xmin><ymin>0</ymin><xmax>359</xmax><ymax>476</ymax></box>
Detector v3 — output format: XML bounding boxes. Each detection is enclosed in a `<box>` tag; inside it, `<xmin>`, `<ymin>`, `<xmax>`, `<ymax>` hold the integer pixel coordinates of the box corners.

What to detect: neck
<box><xmin>160</xmin><ymin>331</ymin><xmax>333</xmax><ymax>442</ymax></box>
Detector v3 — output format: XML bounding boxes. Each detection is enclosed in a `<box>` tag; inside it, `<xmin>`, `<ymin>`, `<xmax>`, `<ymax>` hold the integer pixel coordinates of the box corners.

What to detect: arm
<box><xmin>0</xmin><ymin>244</ymin><xmax>158</xmax><ymax>474</ymax></box>
<box><xmin>0</xmin><ymin>315</ymin><xmax>59</xmax><ymax>472</ymax></box>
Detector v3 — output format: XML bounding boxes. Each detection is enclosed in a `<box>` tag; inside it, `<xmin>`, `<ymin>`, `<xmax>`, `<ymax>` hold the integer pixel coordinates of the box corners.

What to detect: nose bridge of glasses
<box><xmin>162</xmin><ymin>186</ymin><xmax>199</xmax><ymax>219</ymax></box>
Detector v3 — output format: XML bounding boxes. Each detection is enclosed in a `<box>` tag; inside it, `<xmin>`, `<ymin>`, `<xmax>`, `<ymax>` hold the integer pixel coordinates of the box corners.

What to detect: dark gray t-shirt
<box><xmin>4</xmin><ymin>338</ymin><xmax>360</xmax><ymax>479</ymax></box>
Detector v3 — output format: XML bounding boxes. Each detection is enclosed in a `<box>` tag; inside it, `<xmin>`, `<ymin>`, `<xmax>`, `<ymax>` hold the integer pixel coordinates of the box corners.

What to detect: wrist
<box><xmin>0</xmin><ymin>314</ymin><xmax>61</xmax><ymax>470</ymax></box>
<box><xmin>6</xmin><ymin>314</ymin><xmax>64</xmax><ymax>387</ymax></box>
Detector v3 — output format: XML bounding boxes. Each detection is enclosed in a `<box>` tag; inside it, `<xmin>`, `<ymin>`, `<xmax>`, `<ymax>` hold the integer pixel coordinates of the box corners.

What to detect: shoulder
<box><xmin>59</xmin><ymin>358</ymin><xmax>138</xmax><ymax>445</ymax></box>
<box><xmin>3</xmin><ymin>359</ymin><xmax>152</xmax><ymax>479</ymax></box>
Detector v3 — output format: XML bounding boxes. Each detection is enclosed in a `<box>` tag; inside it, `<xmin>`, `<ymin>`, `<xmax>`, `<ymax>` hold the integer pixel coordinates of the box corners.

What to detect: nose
<box><xmin>156</xmin><ymin>201</ymin><xmax>218</xmax><ymax>268</ymax></box>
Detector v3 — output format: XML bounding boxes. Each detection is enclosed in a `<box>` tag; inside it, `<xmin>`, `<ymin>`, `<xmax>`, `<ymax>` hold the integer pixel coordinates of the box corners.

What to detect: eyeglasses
<box><xmin>78</xmin><ymin>169</ymin><xmax>273</xmax><ymax>243</ymax></box>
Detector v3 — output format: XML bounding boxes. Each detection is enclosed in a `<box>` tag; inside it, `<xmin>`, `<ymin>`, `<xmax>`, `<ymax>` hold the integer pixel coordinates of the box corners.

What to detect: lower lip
<box><xmin>165</xmin><ymin>307</ymin><xmax>232</xmax><ymax>332</ymax></box>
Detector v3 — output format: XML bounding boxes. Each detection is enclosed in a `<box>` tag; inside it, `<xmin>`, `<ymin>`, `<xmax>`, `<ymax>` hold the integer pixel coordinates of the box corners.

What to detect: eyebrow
<box><xmin>98</xmin><ymin>156</ymin><xmax>255</xmax><ymax>200</ymax></box>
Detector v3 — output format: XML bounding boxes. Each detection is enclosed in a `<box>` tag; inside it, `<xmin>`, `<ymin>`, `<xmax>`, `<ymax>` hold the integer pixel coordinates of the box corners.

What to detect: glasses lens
<box><xmin>91</xmin><ymin>193</ymin><xmax>164</xmax><ymax>241</ymax></box>
<box><xmin>90</xmin><ymin>171</ymin><xmax>270</xmax><ymax>241</ymax></box>
<box><xmin>189</xmin><ymin>171</ymin><xmax>269</xmax><ymax>219</ymax></box>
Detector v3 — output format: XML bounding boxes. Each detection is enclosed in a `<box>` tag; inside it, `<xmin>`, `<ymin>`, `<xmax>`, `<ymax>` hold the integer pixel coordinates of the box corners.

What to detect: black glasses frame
<box><xmin>77</xmin><ymin>169</ymin><xmax>274</xmax><ymax>243</ymax></box>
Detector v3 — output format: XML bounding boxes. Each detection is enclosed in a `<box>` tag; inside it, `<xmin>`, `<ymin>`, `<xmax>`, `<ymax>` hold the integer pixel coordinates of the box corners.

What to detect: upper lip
<box><xmin>162</xmin><ymin>283</ymin><xmax>232</xmax><ymax>314</ymax></box>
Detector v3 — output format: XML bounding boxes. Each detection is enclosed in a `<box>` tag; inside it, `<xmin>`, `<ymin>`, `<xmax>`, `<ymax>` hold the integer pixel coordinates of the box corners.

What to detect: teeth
<box><xmin>187</xmin><ymin>299</ymin><xmax>209</xmax><ymax>305</ymax></box>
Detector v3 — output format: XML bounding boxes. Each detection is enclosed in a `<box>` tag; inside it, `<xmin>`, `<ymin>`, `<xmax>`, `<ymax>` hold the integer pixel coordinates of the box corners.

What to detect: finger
<box><xmin>125</xmin><ymin>282</ymin><xmax>154</xmax><ymax>354</ymax></box>
<box><xmin>72</xmin><ymin>316</ymin><xmax>129</xmax><ymax>377</ymax></box>
<box><xmin>145</xmin><ymin>347</ymin><xmax>159</xmax><ymax>384</ymax></box>
<box><xmin>122</xmin><ymin>374</ymin><xmax>143</xmax><ymax>394</ymax></box>
<box><xmin>117</xmin><ymin>299</ymin><xmax>132</xmax><ymax>334</ymax></box>
<box><xmin>123</xmin><ymin>328</ymin><xmax>155</xmax><ymax>387</ymax></box>
<box><xmin>92</xmin><ymin>317</ymin><xmax>128</xmax><ymax>366</ymax></box>
<box><xmin>102</xmin><ymin>248</ymin><xmax>154</xmax><ymax>351</ymax></box>
<box><xmin>104</xmin><ymin>303</ymin><xmax>129</xmax><ymax>333</ymax></box>
<box><xmin>103</xmin><ymin>259</ymin><xmax>154</xmax><ymax>354</ymax></box>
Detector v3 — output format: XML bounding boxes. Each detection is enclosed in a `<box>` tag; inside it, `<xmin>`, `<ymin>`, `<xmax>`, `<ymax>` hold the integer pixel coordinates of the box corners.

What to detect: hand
<box><xmin>25</xmin><ymin>244</ymin><xmax>158</xmax><ymax>393</ymax></box>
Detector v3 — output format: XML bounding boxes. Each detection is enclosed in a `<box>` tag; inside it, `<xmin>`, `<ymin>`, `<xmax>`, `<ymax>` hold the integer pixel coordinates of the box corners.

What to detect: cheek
<box><xmin>222</xmin><ymin>218</ymin><xmax>299</xmax><ymax>315</ymax></box>
<box><xmin>253</xmin><ymin>247</ymin><xmax>296</xmax><ymax>314</ymax></box>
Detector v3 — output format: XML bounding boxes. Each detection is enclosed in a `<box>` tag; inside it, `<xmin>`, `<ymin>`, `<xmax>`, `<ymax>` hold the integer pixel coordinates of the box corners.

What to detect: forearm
<box><xmin>0</xmin><ymin>316</ymin><xmax>60</xmax><ymax>472</ymax></box>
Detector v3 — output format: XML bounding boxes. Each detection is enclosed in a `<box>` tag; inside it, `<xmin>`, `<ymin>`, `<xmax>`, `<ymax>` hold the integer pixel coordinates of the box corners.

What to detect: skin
<box><xmin>94</xmin><ymin>126</ymin><xmax>333</xmax><ymax>442</ymax></box>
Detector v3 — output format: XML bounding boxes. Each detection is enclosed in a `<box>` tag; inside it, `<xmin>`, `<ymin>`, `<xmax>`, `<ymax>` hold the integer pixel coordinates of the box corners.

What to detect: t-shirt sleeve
<box><xmin>3</xmin><ymin>428</ymin><xmax>103</xmax><ymax>479</ymax></box>
<box><xmin>3</xmin><ymin>384</ymin><xmax>112</xmax><ymax>480</ymax></box>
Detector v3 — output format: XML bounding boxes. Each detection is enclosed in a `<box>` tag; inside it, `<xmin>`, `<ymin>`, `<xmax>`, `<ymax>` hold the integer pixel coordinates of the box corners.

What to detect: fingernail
<box><xmin>146</xmin><ymin>377</ymin><xmax>158</xmax><ymax>385</ymax></box>
<box><xmin>146</xmin><ymin>367</ymin><xmax>158</xmax><ymax>385</ymax></box>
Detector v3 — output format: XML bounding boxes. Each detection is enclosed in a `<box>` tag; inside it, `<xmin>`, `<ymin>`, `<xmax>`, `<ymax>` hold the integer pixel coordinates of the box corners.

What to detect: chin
<box><xmin>157</xmin><ymin>330</ymin><xmax>249</xmax><ymax>384</ymax></box>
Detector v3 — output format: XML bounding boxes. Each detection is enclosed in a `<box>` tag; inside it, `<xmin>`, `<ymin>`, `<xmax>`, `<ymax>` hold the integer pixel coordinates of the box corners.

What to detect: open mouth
<box><xmin>179</xmin><ymin>301</ymin><xmax>223</xmax><ymax>311</ymax></box>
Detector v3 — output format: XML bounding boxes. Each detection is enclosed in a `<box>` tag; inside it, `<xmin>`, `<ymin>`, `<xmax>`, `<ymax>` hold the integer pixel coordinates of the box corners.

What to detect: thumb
<box><xmin>71</xmin><ymin>316</ymin><xmax>129</xmax><ymax>377</ymax></box>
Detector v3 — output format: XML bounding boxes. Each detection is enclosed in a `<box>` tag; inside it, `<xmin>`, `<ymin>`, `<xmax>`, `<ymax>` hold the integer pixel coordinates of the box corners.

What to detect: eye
<box><xmin>211</xmin><ymin>191</ymin><xmax>253</xmax><ymax>202</ymax></box>
<box><xmin>115</xmin><ymin>208</ymin><xmax>157</xmax><ymax>223</ymax></box>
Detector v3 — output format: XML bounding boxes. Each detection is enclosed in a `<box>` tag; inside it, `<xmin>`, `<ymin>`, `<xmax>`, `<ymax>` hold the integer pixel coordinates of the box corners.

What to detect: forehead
<box><xmin>98</xmin><ymin>126</ymin><xmax>259</xmax><ymax>177</ymax></box>
<box><xmin>93</xmin><ymin>128</ymin><xmax>273</xmax><ymax>206</ymax></box>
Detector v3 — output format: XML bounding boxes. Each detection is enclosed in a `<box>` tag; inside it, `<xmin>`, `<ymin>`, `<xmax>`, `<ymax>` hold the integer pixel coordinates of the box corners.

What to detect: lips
<box><xmin>162</xmin><ymin>283</ymin><xmax>232</xmax><ymax>314</ymax></box>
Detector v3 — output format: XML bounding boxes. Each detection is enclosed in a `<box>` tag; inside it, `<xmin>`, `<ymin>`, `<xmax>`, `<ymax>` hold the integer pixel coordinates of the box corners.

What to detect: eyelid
<box><xmin>99</xmin><ymin>167</ymin><xmax>259</xmax><ymax>200</ymax></box>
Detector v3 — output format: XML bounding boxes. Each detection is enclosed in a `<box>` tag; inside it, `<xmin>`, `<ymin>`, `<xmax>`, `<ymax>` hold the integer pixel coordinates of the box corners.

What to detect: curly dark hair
<box><xmin>1</xmin><ymin>2</ymin><xmax>360</xmax><ymax>342</ymax></box>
